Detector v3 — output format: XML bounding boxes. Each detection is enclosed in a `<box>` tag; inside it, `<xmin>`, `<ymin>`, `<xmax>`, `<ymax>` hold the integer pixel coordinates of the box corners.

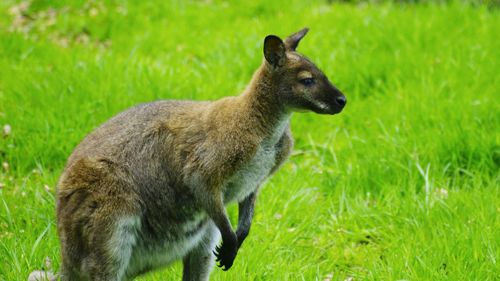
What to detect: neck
<box><xmin>239</xmin><ymin>64</ymin><xmax>291</xmax><ymax>136</ymax></box>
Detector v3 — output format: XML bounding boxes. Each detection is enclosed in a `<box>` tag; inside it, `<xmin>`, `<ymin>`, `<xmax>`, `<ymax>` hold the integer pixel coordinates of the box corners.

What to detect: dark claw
<box><xmin>213</xmin><ymin>240</ymin><xmax>237</xmax><ymax>271</ymax></box>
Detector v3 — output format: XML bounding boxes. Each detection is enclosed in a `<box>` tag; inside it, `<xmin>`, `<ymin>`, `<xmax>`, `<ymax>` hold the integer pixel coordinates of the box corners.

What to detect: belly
<box><xmin>126</xmin><ymin>214</ymin><xmax>208</xmax><ymax>278</ymax></box>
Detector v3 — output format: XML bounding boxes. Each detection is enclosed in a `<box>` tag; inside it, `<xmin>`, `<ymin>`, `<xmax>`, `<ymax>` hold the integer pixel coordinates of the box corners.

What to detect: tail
<box><xmin>28</xmin><ymin>270</ymin><xmax>58</xmax><ymax>281</ymax></box>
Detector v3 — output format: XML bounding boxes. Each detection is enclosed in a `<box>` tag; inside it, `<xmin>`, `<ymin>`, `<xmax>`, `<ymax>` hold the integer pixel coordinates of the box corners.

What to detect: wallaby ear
<box><xmin>264</xmin><ymin>35</ymin><xmax>286</xmax><ymax>68</ymax></box>
<box><xmin>284</xmin><ymin>27</ymin><xmax>309</xmax><ymax>51</ymax></box>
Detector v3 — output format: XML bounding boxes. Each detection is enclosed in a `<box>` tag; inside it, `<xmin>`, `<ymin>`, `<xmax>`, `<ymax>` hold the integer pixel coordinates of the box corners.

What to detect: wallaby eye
<box><xmin>300</xmin><ymin>78</ymin><xmax>314</xmax><ymax>86</ymax></box>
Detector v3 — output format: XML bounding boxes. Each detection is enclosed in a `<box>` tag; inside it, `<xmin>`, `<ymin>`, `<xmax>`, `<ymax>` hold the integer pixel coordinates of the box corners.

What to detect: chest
<box><xmin>223</xmin><ymin>140</ymin><xmax>279</xmax><ymax>203</ymax></box>
<box><xmin>223</xmin><ymin>110</ymin><xmax>294</xmax><ymax>203</ymax></box>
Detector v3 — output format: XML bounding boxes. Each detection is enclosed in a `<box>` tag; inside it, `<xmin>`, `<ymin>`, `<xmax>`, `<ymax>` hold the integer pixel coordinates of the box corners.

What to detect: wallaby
<box><xmin>54</xmin><ymin>27</ymin><xmax>346</xmax><ymax>281</ymax></box>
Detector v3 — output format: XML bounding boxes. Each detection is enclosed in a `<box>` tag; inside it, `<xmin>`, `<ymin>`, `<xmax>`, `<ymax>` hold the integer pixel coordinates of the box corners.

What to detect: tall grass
<box><xmin>0</xmin><ymin>1</ymin><xmax>498</xmax><ymax>280</ymax></box>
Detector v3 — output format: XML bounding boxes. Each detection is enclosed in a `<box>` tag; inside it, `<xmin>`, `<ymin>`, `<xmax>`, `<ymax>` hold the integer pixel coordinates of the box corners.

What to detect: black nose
<box><xmin>335</xmin><ymin>95</ymin><xmax>346</xmax><ymax>107</ymax></box>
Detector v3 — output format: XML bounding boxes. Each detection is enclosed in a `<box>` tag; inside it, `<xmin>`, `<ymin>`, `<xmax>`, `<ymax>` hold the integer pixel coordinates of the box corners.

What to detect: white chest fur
<box><xmin>223</xmin><ymin>116</ymin><xmax>290</xmax><ymax>203</ymax></box>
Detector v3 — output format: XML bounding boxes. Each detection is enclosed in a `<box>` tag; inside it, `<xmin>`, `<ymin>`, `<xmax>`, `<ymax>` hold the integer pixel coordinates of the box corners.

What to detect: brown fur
<box><xmin>55</xmin><ymin>28</ymin><xmax>346</xmax><ymax>281</ymax></box>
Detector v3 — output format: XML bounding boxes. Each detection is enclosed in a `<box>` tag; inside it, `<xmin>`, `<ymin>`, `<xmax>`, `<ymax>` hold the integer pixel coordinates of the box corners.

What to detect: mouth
<box><xmin>315</xmin><ymin>106</ymin><xmax>344</xmax><ymax>115</ymax></box>
<box><xmin>312</xmin><ymin>99</ymin><xmax>345</xmax><ymax>115</ymax></box>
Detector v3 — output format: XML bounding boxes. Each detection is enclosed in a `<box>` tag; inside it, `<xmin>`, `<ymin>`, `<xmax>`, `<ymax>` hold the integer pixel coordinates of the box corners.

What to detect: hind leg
<box><xmin>57</xmin><ymin>158</ymin><xmax>142</xmax><ymax>280</ymax></box>
<box><xmin>59</xmin><ymin>262</ymin><xmax>86</xmax><ymax>281</ymax></box>
<box><xmin>182</xmin><ymin>222</ymin><xmax>220</xmax><ymax>281</ymax></box>
<box><xmin>58</xmin><ymin>190</ymin><xmax>140</xmax><ymax>281</ymax></box>
<box><xmin>86</xmin><ymin>212</ymin><xmax>139</xmax><ymax>281</ymax></box>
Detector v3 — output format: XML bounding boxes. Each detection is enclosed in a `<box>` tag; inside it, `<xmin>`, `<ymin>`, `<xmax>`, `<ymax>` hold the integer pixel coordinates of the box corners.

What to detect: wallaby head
<box><xmin>262</xmin><ymin>28</ymin><xmax>346</xmax><ymax>115</ymax></box>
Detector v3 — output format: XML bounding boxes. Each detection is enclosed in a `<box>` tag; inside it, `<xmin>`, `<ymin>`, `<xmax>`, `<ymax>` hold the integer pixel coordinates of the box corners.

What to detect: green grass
<box><xmin>0</xmin><ymin>0</ymin><xmax>499</xmax><ymax>280</ymax></box>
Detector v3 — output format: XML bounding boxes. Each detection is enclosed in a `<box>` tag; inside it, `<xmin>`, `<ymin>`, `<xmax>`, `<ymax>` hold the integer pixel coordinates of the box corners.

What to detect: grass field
<box><xmin>0</xmin><ymin>0</ymin><xmax>499</xmax><ymax>280</ymax></box>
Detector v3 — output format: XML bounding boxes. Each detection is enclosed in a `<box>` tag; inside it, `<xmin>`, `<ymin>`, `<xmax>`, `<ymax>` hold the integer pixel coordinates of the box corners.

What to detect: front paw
<box><xmin>214</xmin><ymin>239</ymin><xmax>238</xmax><ymax>271</ymax></box>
